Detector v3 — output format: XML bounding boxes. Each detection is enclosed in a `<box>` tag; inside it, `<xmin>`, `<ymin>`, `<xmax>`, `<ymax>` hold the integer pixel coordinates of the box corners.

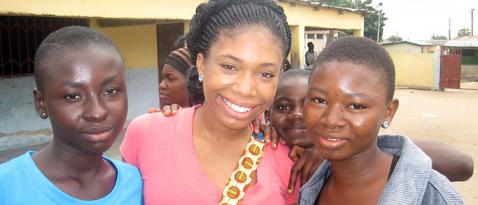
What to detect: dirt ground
<box><xmin>0</xmin><ymin>88</ymin><xmax>476</xmax><ymax>203</ymax></box>
<box><xmin>379</xmin><ymin>88</ymin><xmax>478</xmax><ymax>204</ymax></box>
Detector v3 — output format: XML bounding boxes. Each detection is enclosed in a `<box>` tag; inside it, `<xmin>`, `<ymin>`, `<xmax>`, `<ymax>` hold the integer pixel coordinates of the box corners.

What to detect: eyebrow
<box><xmin>101</xmin><ymin>75</ymin><xmax>118</xmax><ymax>87</ymax></box>
<box><xmin>308</xmin><ymin>87</ymin><xmax>372</xmax><ymax>100</ymax></box>
<box><xmin>61</xmin><ymin>75</ymin><xmax>118</xmax><ymax>88</ymax></box>
<box><xmin>220</xmin><ymin>54</ymin><xmax>279</xmax><ymax>68</ymax></box>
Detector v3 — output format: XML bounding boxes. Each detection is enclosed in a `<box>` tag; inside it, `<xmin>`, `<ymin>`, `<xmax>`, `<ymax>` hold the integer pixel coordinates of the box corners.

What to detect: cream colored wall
<box><xmin>279</xmin><ymin>2</ymin><xmax>364</xmax><ymax>33</ymax></box>
<box><xmin>384</xmin><ymin>44</ymin><xmax>422</xmax><ymax>54</ymax></box>
<box><xmin>0</xmin><ymin>0</ymin><xmax>206</xmax><ymax>20</ymax></box>
<box><xmin>391</xmin><ymin>53</ymin><xmax>435</xmax><ymax>89</ymax></box>
<box><xmin>90</xmin><ymin>19</ymin><xmax>157</xmax><ymax>69</ymax></box>
<box><xmin>2</xmin><ymin>0</ymin><xmax>364</xmax><ymax>69</ymax></box>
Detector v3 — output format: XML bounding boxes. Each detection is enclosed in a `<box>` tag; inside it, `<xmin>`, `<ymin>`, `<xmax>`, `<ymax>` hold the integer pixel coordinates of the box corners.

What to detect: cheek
<box><xmin>270</xmin><ymin>114</ymin><xmax>287</xmax><ymax>132</ymax></box>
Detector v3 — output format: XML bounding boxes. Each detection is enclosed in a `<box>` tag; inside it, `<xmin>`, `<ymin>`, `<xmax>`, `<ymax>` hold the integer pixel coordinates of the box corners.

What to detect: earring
<box><xmin>198</xmin><ymin>73</ymin><xmax>204</xmax><ymax>82</ymax></box>
<box><xmin>40</xmin><ymin>112</ymin><xmax>48</xmax><ymax>119</ymax></box>
<box><xmin>381</xmin><ymin>121</ymin><xmax>390</xmax><ymax>129</ymax></box>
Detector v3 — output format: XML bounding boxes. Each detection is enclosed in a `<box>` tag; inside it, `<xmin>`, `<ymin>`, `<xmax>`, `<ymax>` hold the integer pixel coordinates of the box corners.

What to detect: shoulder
<box><xmin>108</xmin><ymin>158</ymin><xmax>141</xmax><ymax>177</ymax></box>
<box><xmin>422</xmin><ymin>170</ymin><xmax>464</xmax><ymax>204</ymax></box>
<box><xmin>0</xmin><ymin>152</ymin><xmax>28</xmax><ymax>177</ymax></box>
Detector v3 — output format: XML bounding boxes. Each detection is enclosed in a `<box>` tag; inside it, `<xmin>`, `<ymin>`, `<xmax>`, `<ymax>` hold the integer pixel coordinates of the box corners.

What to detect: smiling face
<box><xmin>196</xmin><ymin>25</ymin><xmax>283</xmax><ymax>130</ymax></box>
<box><xmin>270</xmin><ymin>76</ymin><xmax>312</xmax><ymax>147</ymax></box>
<box><xmin>159</xmin><ymin>64</ymin><xmax>190</xmax><ymax>108</ymax></box>
<box><xmin>303</xmin><ymin>61</ymin><xmax>398</xmax><ymax>161</ymax></box>
<box><xmin>34</xmin><ymin>45</ymin><xmax>127</xmax><ymax>155</ymax></box>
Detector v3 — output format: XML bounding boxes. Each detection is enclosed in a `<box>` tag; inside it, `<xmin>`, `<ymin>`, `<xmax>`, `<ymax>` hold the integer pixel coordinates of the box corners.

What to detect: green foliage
<box><xmin>386</xmin><ymin>35</ymin><xmax>403</xmax><ymax>42</ymax></box>
<box><xmin>308</xmin><ymin>0</ymin><xmax>386</xmax><ymax>41</ymax></box>
<box><xmin>431</xmin><ymin>35</ymin><xmax>448</xmax><ymax>40</ymax></box>
<box><xmin>457</xmin><ymin>28</ymin><xmax>471</xmax><ymax>37</ymax></box>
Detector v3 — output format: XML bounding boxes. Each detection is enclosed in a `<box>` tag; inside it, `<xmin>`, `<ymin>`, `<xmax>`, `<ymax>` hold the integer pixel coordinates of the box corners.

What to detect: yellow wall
<box><xmin>0</xmin><ymin>0</ymin><xmax>206</xmax><ymax>20</ymax></box>
<box><xmin>90</xmin><ymin>19</ymin><xmax>157</xmax><ymax>69</ymax></box>
<box><xmin>391</xmin><ymin>53</ymin><xmax>435</xmax><ymax>89</ymax></box>
<box><xmin>384</xmin><ymin>44</ymin><xmax>423</xmax><ymax>54</ymax></box>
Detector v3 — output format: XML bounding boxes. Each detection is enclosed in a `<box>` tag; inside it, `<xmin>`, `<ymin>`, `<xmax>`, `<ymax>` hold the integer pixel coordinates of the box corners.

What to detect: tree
<box><xmin>457</xmin><ymin>28</ymin><xmax>471</xmax><ymax>37</ymax></box>
<box><xmin>431</xmin><ymin>35</ymin><xmax>448</xmax><ymax>40</ymax></box>
<box><xmin>309</xmin><ymin>0</ymin><xmax>387</xmax><ymax>42</ymax></box>
<box><xmin>386</xmin><ymin>35</ymin><xmax>402</xmax><ymax>42</ymax></box>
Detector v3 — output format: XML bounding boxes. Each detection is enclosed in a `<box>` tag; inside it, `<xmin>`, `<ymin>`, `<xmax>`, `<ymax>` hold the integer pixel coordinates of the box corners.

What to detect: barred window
<box><xmin>0</xmin><ymin>16</ymin><xmax>88</xmax><ymax>77</ymax></box>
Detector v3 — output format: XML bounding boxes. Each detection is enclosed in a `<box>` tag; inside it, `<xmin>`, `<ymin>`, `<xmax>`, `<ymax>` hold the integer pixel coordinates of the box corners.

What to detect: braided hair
<box><xmin>185</xmin><ymin>0</ymin><xmax>291</xmax><ymax>105</ymax></box>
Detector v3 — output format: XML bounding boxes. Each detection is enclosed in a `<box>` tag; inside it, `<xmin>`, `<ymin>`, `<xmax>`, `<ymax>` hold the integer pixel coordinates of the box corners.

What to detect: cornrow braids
<box><xmin>185</xmin><ymin>0</ymin><xmax>291</xmax><ymax>105</ymax></box>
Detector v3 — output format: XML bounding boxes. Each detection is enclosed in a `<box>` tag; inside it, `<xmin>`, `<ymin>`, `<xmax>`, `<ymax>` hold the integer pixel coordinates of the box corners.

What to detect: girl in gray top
<box><xmin>299</xmin><ymin>36</ymin><xmax>463</xmax><ymax>205</ymax></box>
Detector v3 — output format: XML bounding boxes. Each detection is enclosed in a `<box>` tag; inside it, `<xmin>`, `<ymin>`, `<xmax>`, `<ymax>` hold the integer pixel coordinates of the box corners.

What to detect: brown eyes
<box><xmin>65</xmin><ymin>94</ymin><xmax>82</xmax><ymax>102</ymax></box>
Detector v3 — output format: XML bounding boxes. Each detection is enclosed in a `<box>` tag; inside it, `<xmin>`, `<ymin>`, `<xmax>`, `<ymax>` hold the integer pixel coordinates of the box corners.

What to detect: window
<box><xmin>306</xmin><ymin>34</ymin><xmax>315</xmax><ymax>39</ymax></box>
<box><xmin>0</xmin><ymin>16</ymin><xmax>88</xmax><ymax>77</ymax></box>
<box><xmin>316</xmin><ymin>34</ymin><xmax>324</xmax><ymax>39</ymax></box>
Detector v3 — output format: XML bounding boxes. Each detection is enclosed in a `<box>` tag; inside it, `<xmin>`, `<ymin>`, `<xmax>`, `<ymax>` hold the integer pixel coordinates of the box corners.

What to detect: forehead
<box><xmin>276</xmin><ymin>76</ymin><xmax>308</xmax><ymax>96</ymax></box>
<box><xmin>209</xmin><ymin>25</ymin><xmax>283</xmax><ymax>61</ymax></box>
<box><xmin>40</xmin><ymin>46</ymin><xmax>123</xmax><ymax>85</ymax></box>
<box><xmin>310</xmin><ymin>62</ymin><xmax>386</xmax><ymax>96</ymax></box>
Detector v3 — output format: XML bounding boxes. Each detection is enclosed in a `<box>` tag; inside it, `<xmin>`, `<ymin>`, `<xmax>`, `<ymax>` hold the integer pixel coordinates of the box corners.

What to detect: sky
<box><xmin>371</xmin><ymin>0</ymin><xmax>478</xmax><ymax>41</ymax></box>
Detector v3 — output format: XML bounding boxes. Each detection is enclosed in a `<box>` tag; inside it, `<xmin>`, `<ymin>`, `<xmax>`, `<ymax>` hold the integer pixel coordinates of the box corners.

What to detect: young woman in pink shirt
<box><xmin>121</xmin><ymin>0</ymin><xmax>299</xmax><ymax>204</ymax></box>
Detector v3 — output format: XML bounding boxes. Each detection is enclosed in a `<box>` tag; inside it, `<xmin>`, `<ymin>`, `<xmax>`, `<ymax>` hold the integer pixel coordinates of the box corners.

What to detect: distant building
<box><xmin>381</xmin><ymin>40</ymin><xmax>437</xmax><ymax>54</ymax></box>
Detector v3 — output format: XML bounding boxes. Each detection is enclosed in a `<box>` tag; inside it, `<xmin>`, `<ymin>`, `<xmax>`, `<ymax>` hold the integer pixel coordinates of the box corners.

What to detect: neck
<box><xmin>34</xmin><ymin>140</ymin><xmax>105</xmax><ymax>177</ymax></box>
<box><xmin>194</xmin><ymin>105</ymin><xmax>252</xmax><ymax>146</ymax></box>
<box><xmin>328</xmin><ymin>145</ymin><xmax>392</xmax><ymax>188</ymax></box>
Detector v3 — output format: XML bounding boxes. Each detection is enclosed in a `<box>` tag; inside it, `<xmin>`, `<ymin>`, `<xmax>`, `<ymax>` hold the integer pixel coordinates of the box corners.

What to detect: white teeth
<box><xmin>327</xmin><ymin>138</ymin><xmax>341</xmax><ymax>142</ymax></box>
<box><xmin>223</xmin><ymin>98</ymin><xmax>252</xmax><ymax>113</ymax></box>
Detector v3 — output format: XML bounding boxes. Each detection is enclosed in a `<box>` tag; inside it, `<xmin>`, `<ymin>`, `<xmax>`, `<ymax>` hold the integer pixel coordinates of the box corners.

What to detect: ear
<box><xmin>33</xmin><ymin>88</ymin><xmax>48</xmax><ymax>119</ymax></box>
<box><xmin>196</xmin><ymin>53</ymin><xmax>206</xmax><ymax>76</ymax></box>
<box><xmin>384</xmin><ymin>98</ymin><xmax>399</xmax><ymax>124</ymax></box>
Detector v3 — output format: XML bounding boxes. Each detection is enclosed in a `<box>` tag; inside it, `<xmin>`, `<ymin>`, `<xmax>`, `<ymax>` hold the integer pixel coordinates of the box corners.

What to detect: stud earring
<box><xmin>40</xmin><ymin>112</ymin><xmax>48</xmax><ymax>119</ymax></box>
<box><xmin>198</xmin><ymin>73</ymin><xmax>204</xmax><ymax>82</ymax></box>
<box><xmin>381</xmin><ymin>121</ymin><xmax>390</xmax><ymax>129</ymax></box>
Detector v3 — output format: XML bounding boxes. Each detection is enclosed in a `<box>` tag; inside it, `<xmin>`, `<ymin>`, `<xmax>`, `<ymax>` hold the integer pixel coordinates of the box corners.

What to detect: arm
<box><xmin>415</xmin><ymin>140</ymin><xmax>474</xmax><ymax>181</ymax></box>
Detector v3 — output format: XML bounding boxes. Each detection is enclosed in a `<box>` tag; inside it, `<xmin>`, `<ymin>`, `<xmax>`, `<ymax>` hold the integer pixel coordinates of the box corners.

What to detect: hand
<box><xmin>251</xmin><ymin>117</ymin><xmax>280</xmax><ymax>149</ymax></box>
<box><xmin>288</xmin><ymin>147</ymin><xmax>323</xmax><ymax>194</ymax></box>
<box><xmin>147</xmin><ymin>104</ymin><xmax>181</xmax><ymax>117</ymax></box>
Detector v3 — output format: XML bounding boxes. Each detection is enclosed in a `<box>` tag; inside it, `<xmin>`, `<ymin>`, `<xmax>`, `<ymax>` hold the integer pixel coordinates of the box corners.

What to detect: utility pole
<box><xmin>472</xmin><ymin>8</ymin><xmax>475</xmax><ymax>36</ymax></box>
<box><xmin>376</xmin><ymin>2</ymin><xmax>383</xmax><ymax>43</ymax></box>
<box><xmin>449</xmin><ymin>18</ymin><xmax>451</xmax><ymax>40</ymax></box>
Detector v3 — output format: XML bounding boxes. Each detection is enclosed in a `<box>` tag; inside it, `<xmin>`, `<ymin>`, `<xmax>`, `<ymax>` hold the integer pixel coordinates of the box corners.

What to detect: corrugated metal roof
<box><xmin>381</xmin><ymin>40</ymin><xmax>431</xmax><ymax>47</ymax></box>
<box><xmin>278</xmin><ymin>0</ymin><xmax>366</xmax><ymax>14</ymax></box>
<box><xmin>444</xmin><ymin>36</ymin><xmax>478</xmax><ymax>48</ymax></box>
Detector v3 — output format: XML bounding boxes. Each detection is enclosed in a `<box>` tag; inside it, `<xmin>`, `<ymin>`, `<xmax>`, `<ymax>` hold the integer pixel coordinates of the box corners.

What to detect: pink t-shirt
<box><xmin>120</xmin><ymin>106</ymin><xmax>299</xmax><ymax>204</ymax></box>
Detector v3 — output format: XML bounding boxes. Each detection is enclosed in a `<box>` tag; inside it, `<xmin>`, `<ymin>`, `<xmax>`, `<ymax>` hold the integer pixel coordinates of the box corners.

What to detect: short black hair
<box><xmin>313</xmin><ymin>36</ymin><xmax>395</xmax><ymax>100</ymax></box>
<box><xmin>185</xmin><ymin>0</ymin><xmax>292</xmax><ymax>105</ymax></box>
<box><xmin>280</xmin><ymin>68</ymin><xmax>310</xmax><ymax>83</ymax></box>
<box><xmin>34</xmin><ymin>26</ymin><xmax>120</xmax><ymax>90</ymax></box>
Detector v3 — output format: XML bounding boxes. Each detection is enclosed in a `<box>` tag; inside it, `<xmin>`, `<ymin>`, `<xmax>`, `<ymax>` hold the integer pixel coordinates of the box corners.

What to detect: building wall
<box><xmin>90</xmin><ymin>19</ymin><xmax>158</xmax><ymax>69</ymax></box>
<box><xmin>0</xmin><ymin>0</ymin><xmax>206</xmax><ymax>20</ymax></box>
<box><xmin>383</xmin><ymin>44</ymin><xmax>423</xmax><ymax>54</ymax></box>
<box><xmin>462</xmin><ymin>65</ymin><xmax>478</xmax><ymax>82</ymax></box>
<box><xmin>390</xmin><ymin>53</ymin><xmax>435</xmax><ymax>89</ymax></box>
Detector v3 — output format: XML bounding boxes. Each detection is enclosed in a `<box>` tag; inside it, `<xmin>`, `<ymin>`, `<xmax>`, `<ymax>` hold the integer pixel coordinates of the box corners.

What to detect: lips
<box><xmin>317</xmin><ymin>134</ymin><xmax>349</xmax><ymax>150</ymax></box>
<box><xmin>81</xmin><ymin>126</ymin><xmax>114</xmax><ymax>142</ymax></box>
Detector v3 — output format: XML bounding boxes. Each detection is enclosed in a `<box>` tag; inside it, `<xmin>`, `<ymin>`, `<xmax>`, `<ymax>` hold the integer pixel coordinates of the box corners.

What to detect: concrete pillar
<box><xmin>290</xmin><ymin>25</ymin><xmax>305</xmax><ymax>68</ymax></box>
<box><xmin>353</xmin><ymin>29</ymin><xmax>364</xmax><ymax>37</ymax></box>
<box><xmin>183</xmin><ymin>20</ymin><xmax>190</xmax><ymax>33</ymax></box>
<box><xmin>433</xmin><ymin>49</ymin><xmax>441</xmax><ymax>90</ymax></box>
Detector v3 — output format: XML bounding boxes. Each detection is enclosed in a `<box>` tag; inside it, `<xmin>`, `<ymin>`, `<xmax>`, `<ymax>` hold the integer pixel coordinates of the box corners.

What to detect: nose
<box><xmin>159</xmin><ymin>79</ymin><xmax>167</xmax><ymax>90</ymax></box>
<box><xmin>83</xmin><ymin>94</ymin><xmax>109</xmax><ymax>122</ymax></box>
<box><xmin>320</xmin><ymin>104</ymin><xmax>346</xmax><ymax>130</ymax></box>
<box><xmin>287</xmin><ymin>107</ymin><xmax>304</xmax><ymax>122</ymax></box>
<box><xmin>232</xmin><ymin>72</ymin><xmax>257</xmax><ymax>98</ymax></box>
